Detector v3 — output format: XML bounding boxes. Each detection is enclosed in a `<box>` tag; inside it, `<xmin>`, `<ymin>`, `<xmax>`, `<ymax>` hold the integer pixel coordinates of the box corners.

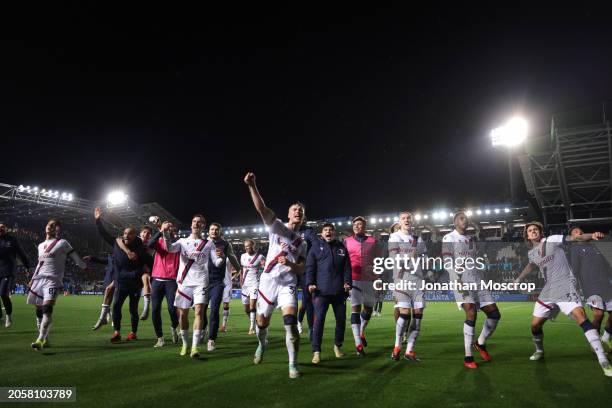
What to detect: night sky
<box><xmin>3</xmin><ymin>4</ymin><xmax>612</xmax><ymax>225</ymax></box>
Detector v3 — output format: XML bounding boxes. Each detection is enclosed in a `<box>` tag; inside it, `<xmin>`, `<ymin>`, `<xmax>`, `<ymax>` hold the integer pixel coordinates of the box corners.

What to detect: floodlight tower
<box><xmin>490</xmin><ymin>117</ymin><xmax>528</xmax><ymax>204</ymax></box>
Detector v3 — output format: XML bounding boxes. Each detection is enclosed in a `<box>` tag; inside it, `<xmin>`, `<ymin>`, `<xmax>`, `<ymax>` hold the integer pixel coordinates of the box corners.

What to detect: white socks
<box><xmin>256</xmin><ymin>326</ymin><xmax>268</xmax><ymax>347</ymax></box>
<box><xmin>464</xmin><ymin>321</ymin><xmax>475</xmax><ymax>357</ymax></box>
<box><xmin>478</xmin><ymin>318</ymin><xmax>499</xmax><ymax>346</ymax></box>
<box><xmin>192</xmin><ymin>330</ymin><xmax>202</xmax><ymax>348</ymax></box>
<box><xmin>38</xmin><ymin>313</ymin><xmax>53</xmax><ymax>342</ymax></box>
<box><xmin>407</xmin><ymin>316</ymin><xmax>422</xmax><ymax>353</ymax></box>
<box><xmin>284</xmin><ymin>324</ymin><xmax>299</xmax><ymax>365</ymax></box>
<box><xmin>180</xmin><ymin>329</ymin><xmax>189</xmax><ymax>347</ymax></box>
<box><xmin>395</xmin><ymin>315</ymin><xmax>409</xmax><ymax>348</ymax></box>
<box><xmin>99</xmin><ymin>304</ymin><xmax>110</xmax><ymax>320</ymax></box>
<box><xmin>222</xmin><ymin>309</ymin><xmax>230</xmax><ymax>327</ymax></box>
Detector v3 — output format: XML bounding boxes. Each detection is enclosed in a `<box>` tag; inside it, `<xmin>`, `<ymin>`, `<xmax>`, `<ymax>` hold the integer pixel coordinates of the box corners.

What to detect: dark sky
<box><xmin>2</xmin><ymin>4</ymin><xmax>612</xmax><ymax>225</ymax></box>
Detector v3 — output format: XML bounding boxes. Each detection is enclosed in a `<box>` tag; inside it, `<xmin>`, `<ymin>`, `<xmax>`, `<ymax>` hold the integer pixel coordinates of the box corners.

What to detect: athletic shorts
<box><xmin>0</xmin><ymin>276</ymin><xmax>14</xmax><ymax>297</ymax></box>
<box><xmin>174</xmin><ymin>283</ymin><xmax>207</xmax><ymax>309</ymax></box>
<box><xmin>222</xmin><ymin>283</ymin><xmax>232</xmax><ymax>303</ymax></box>
<box><xmin>532</xmin><ymin>300</ymin><xmax>583</xmax><ymax>319</ymax></box>
<box><xmin>586</xmin><ymin>295</ymin><xmax>612</xmax><ymax>312</ymax></box>
<box><xmin>394</xmin><ymin>289</ymin><xmax>426</xmax><ymax>309</ymax></box>
<box><xmin>241</xmin><ymin>284</ymin><xmax>258</xmax><ymax>305</ymax></box>
<box><xmin>27</xmin><ymin>278</ymin><xmax>61</xmax><ymax>306</ymax></box>
<box><xmin>350</xmin><ymin>280</ymin><xmax>376</xmax><ymax>307</ymax></box>
<box><xmin>454</xmin><ymin>288</ymin><xmax>495</xmax><ymax>309</ymax></box>
<box><xmin>256</xmin><ymin>277</ymin><xmax>297</xmax><ymax>317</ymax></box>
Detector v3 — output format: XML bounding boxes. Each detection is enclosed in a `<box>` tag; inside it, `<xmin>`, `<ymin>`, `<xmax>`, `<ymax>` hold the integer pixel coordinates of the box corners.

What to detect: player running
<box><xmin>28</xmin><ymin>219</ymin><xmax>87</xmax><ymax>350</ymax></box>
<box><xmin>388</xmin><ymin>211</ymin><xmax>427</xmax><ymax>362</ymax></box>
<box><xmin>163</xmin><ymin>214</ymin><xmax>221</xmax><ymax>359</ymax></box>
<box><xmin>244</xmin><ymin>172</ymin><xmax>307</xmax><ymax>379</ymax></box>
<box><xmin>345</xmin><ymin>216</ymin><xmax>378</xmax><ymax>356</ymax></box>
<box><xmin>240</xmin><ymin>239</ymin><xmax>265</xmax><ymax>334</ymax></box>
<box><xmin>442</xmin><ymin>211</ymin><xmax>502</xmax><ymax>369</ymax></box>
<box><xmin>514</xmin><ymin>222</ymin><xmax>612</xmax><ymax>377</ymax></box>
<box><xmin>0</xmin><ymin>222</ymin><xmax>30</xmax><ymax>328</ymax></box>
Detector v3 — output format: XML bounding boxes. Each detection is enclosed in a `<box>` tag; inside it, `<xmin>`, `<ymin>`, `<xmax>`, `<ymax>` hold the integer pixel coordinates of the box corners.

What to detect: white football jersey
<box><xmin>388</xmin><ymin>230</ymin><xmax>427</xmax><ymax>281</ymax></box>
<box><xmin>442</xmin><ymin>229</ymin><xmax>481</xmax><ymax>282</ymax></box>
<box><xmin>168</xmin><ymin>236</ymin><xmax>212</xmax><ymax>287</ymax></box>
<box><xmin>34</xmin><ymin>239</ymin><xmax>82</xmax><ymax>282</ymax></box>
<box><xmin>528</xmin><ymin>235</ymin><xmax>579</xmax><ymax>302</ymax></box>
<box><xmin>241</xmin><ymin>252</ymin><xmax>264</xmax><ymax>287</ymax></box>
<box><xmin>262</xmin><ymin>219</ymin><xmax>307</xmax><ymax>286</ymax></box>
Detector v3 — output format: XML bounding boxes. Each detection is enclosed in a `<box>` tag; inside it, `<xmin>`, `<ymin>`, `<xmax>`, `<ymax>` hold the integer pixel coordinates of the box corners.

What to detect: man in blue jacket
<box><xmin>306</xmin><ymin>223</ymin><xmax>352</xmax><ymax>364</ymax></box>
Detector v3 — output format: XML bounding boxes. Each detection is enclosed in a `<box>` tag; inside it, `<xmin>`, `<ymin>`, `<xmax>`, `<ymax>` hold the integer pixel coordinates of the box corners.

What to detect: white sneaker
<box><xmin>289</xmin><ymin>364</ymin><xmax>301</xmax><ymax>379</ymax></box>
<box><xmin>154</xmin><ymin>337</ymin><xmax>165</xmax><ymax>348</ymax></box>
<box><xmin>207</xmin><ymin>339</ymin><xmax>216</xmax><ymax>352</ymax></box>
<box><xmin>312</xmin><ymin>352</ymin><xmax>321</xmax><ymax>364</ymax></box>
<box><xmin>297</xmin><ymin>322</ymin><xmax>303</xmax><ymax>334</ymax></box>
<box><xmin>333</xmin><ymin>345</ymin><xmax>345</xmax><ymax>358</ymax></box>
<box><xmin>5</xmin><ymin>315</ymin><xmax>12</xmax><ymax>328</ymax></box>
<box><xmin>530</xmin><ymin>351</ymin><xmax>544</xmax><ymax>361</ymax></box>
<box><xmin>601</xmin><ymin>361</ymin><xmax>612</xmax><ymax>377</ymax></box>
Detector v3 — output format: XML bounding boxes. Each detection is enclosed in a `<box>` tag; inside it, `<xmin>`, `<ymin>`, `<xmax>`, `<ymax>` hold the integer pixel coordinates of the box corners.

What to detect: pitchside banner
<box><xmin>356</xmin><ymin>238</ymin><xmax>612</xmax><ymax>305</ymax></box>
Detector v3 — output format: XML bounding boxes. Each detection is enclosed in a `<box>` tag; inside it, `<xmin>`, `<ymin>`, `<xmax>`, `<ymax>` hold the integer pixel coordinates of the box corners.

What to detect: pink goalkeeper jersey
<box><xmin>150</xmin><ymin>237</ymin><xmax>180</xmax><ymax>280</ymax></box>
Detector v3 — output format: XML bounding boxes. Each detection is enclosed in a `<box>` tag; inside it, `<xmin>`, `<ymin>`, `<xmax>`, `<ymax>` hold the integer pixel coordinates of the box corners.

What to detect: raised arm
<box><xmin>161</xmin><ymin>223</ymin><xmax>181</xmax><ymax>253</ymax></box>
<box><xmin>94</xmin><ymin>207</ymin><xmax>116</xmax><ymax>246</ymax></box>
<box><xmin>244</xmin><ymin>172</ymin><xmax>275</xmax><ymax>226</ymax></box>
<box><xmin>566</xmin><ymin>232</ymin><xmax>605</xmax><ymax>242</ymax></box>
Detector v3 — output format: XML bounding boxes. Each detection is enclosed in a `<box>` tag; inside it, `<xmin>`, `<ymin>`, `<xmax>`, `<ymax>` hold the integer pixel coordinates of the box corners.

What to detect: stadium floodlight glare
<box><xmin>415</xmin><ymin>214</ymin><xmax>421</xmax><ymax>221</ymax></box>
<box><xmin>494</xmin><ymin>208</ymin><xmax>500</xmax><ymax>214</ymax></box>
<box><xmin>337</xmin><ymin>221</ymin><xmax>342</xmax><ymax>226</ymax></box>
<box><xmin>241</xmin><ymin>229</ymin><xmax>246</xmax><ymax>233</ymax></box>
<box><xmin>393</xmin><ymin>216</ymin><xmax>399</xmax><ymax>222</ymax></box>
<box><xmin>18</xmin><ymin>185</ymin><xmax>24</xmax><ymax>191</ymax></box>
<box><xmin>504</xmin><ymin>208</ymin><xmax>510</xmax><ymax>213</ymax></box>
<box><xmin>466</xmin><ymin>210</ymin><xmax>473</xmax><ymax>217</ymax></box>
<box><xmin>265</xmin><ymin>226</ymin><xmax>270</xmax><ymax>232</ymax></box>
<box><xmin>378</xmin><ymin>218</ymin><xmax>383</xmax><ymax>223</ymax></box>
<box><xmin>370</xmin><ymin>217</ymin><xmax>377</xmax><ymax>224</ymax></box>
<box><xmin>476</xmin><ymin>209</ymin><xmax>482</xmax><ymax>215</ymax></box>
<box><xmin>423</xmin><ymin>214</ymin><xmax>429</xmax><ymax>219</ymax></box>
<box><xmin>385</xmin><ymin>217</ymin><xmax>390</xmax><ymax>222</ymax></box>
<box><xmin>432</xmin><ymin>213</ymin><xmax>439</xmax><ymax>220</ymax></box>
<box><xmin>107</xmin><ymin>191</ymin><xmax>128</xmax><ymax>205</ymax></box>
<box><xmin>485</xmin><ymin>209</ymin><xmax>491</xmax><ymax>215</ymax></box>
<box><xmin>490</xmin><ymin>116</ymin><xmax>528</xmax><ymax>147</ymax></box>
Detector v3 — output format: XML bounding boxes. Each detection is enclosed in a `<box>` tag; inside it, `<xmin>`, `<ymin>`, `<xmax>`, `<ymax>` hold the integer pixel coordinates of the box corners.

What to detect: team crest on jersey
<box><xmin>337</xmin><ymin>248</ymin><xmax>345</xmax><ymax>256</ymax></box>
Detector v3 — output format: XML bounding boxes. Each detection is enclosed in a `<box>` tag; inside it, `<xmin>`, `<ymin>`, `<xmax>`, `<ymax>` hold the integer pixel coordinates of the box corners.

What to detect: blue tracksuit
<box><xmin>306</xmin><ymin>238</ymin><xmax>352</xmax><ymax>352</ymax></box>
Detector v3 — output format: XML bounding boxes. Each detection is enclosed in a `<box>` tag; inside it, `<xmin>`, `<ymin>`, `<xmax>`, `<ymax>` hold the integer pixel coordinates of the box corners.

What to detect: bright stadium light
<box><xmin>494</xmin><ymin>208</ymin><xmax>500</xmax><ymax>214</ymax></box>
<box><xmin>476</xmin><ymin>209</ymin><xmax>482</xmax><ymax>215</ymax></box>
<box><xmin>265</xmin><ymin>226</ymin><xmax>270</xmax><ymax>232</ymax></box>
<box><xmin>378</xmin><ymin>218</ymin><xmax>383</xmax><ymax>223</ymax></box>
<box><xmin>485</xmin><ymin>209</ymin><xmax>491</xmax><ymax>215</ymax></box>
<box><xmin>423</xmin><ymin>214</ymin><xmax>429</xmax><ymax>219</ymax></box>
<box><xmin>18</xmin><ymin>185</ymin><xmax>24</xmax><ymax>191</ymax></box>
<box><xmin>385</xmin><ymin>217</ymin><xmax>390</xmax><ymax>222</ymax></box>
<box><xmin>432</xmin><ymin>213</ymin><xmax>439</xmax><ymax>220</ymax></box>
<box><xmin>393</xmin><ymin>216</ymin><xmax>399</xmax><ymax>222</ymax></box>
<box><xmin>107</xmin><ymin>191</ymin><xmax>128</xmax><ymax>205</ymax></box>
<box><xmin>370</xmin><ymin>217</ymin><xmax>377</xmax><ymax>224</ymax></box>
<box><xmin>337</xmin><ymin>221</ymin><xmax>342</xmax><ymax>226</ymax></box>
<box><xmin>241</xmin><ymin>229</ymin><xmax>246</xmax><ymax>233</ymax></box>
<box><xmin>490</xmin><ymin>116</ymin><xmax>528</xmax><ymax>147</ymax></box>
<box><xmin>466</xmin><ymin>210</ymin><xmax>473</xmax><ymax>217</ymax></box>
<box><xmin>504</xmin><ymin>208</ymin><xmax>510</xmax><ymax>213</ymax></box>
<box><xmin>415</xmin><ymin>214</ymin><xmax>421</xmax><ymax>221</ymax></box>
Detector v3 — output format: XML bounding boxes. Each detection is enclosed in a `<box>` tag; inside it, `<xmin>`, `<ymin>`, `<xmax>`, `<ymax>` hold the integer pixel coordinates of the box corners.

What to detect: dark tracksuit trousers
<box><xmin>202</xmin><ymin>282</ymin><xmax>224</xmax><ymax>341</ymax></box>
<box><xmin>312</xmin><ymin>293</ymin><xmax>346</xmax><ymax>352</ymax></box>
<box><xmin>113</xmin><ymin>281</ymin><xmax>141</xmax><ymax>333</ymax></box>
<box><xmin>151</xmin><ymin>278</ymin><xmax>179</xmax><ymax>338</ymax></box>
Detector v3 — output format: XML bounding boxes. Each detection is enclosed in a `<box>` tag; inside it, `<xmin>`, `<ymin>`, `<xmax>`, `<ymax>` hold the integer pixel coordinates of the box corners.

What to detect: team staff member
<box><xmin>306</xmin><ymin>223</ymin><xmax>352</xmax><ymax>364</ymax></box>
<box><xmin>0</xmin><ymin>222</ymin><xmax>30</xmax><ymax>327</ymax></box>
<box><xmin>147</xmin><ymin>221</ymin><xmax>181</xmax><ymax>348</ymax></box>
<box><xmin>94</xmin><ymin>208</ymin><xmax>153</xmax><ymax>343</ymax></box>
<box><xmin>202</xmin><ymin>223</ymin><xmax>240</xmax><ymax>351</ymax></box>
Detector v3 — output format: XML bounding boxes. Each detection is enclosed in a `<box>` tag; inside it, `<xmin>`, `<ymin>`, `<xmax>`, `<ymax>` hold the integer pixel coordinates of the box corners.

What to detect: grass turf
<box><xmin>0</xmin><ymin>296</ymin><xmax>610</xmax><ymax>408</ymax></box>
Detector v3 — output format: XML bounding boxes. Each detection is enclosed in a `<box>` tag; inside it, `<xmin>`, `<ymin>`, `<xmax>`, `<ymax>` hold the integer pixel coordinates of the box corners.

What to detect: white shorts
<box><xmin>256</xmin><ymin>278</ymin><xmax>297</xmax><ymax>317</ymax></box>
<box><xmin>533</xmin><ymin>300</ymin><xmax>583</xmax><ymax>319</ymax></box>
<box><xmin>586</xmin><ymin>295</ymin><xmax>612</xmax><ymax>312</ymax></box>
<box><xmin>174</xmin><ymin>284</ymin><xmax>207</xmax><ymax>309</ymax></box>
<box><xmin>223</xmin><ymin>283</ymin><xmax>232</xmax><ymax>303</ymax></box>
<box><xmin>454</xmin><ymin>289</ymin><xmax>495</xmax><ymax>309</ymax></box>
<box><xmin>27</xmin><ymin>278</ymin><xmax>61</xmax><ymax>306</ymax></box>
<box><xmin>350</xmin><ymin>280</ymin><xmax>376</xmax><ymax>307</ymax></box>
<box><xmin>241</xmin><ymin>285</ymin><xmax>258</xmax><ymax>305</ymax></box>
<box><xmin>394</xmin><ymin>289</ymin><xmax>426</xmax><ymax>310</ymax></box>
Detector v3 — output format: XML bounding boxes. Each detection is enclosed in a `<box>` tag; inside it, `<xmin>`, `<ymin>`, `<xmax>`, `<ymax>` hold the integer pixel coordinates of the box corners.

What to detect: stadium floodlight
<box><xmin>337</xmin><ymin>221</ymin><xmax>342</xmax><ymax>226</ymax></box>
<box><xmin>370</xmin><ymin>217</ymin><xmax>377</xmax><ymax>224</ymax></box>
<box><xmin>107</xmin><ymin>191</ymin><xmax>128</xmax><ymax>205</ymax></box>
<box><xmin>504</xmin><ymin>208</ymin><xmax>510</xmax><ymax>213</ymax></box>
<box><xmin>494</xmin><ymin>208</ymin><xmax>500</xmax><ymax>214</ymax></box>
<box><xmin>378</xmin><ymin>218</ymin><xmax>383</xmax><ymax>223</ymax></box>
<box><xmin>415</xmin><ymin>214</ymin><xmax>421</xmax><ymax>221</ymax></box>
<box><xmin>393</xmin><ymin>216</ymin><xmax>399</xmax><ymax>222</ymax></box>
<box><xmin>476</xmin><ymin>209</ymin><xmax>482</xmax><ymax>215</ymax></box>
<box><xmin>265</xmin><ymin>226</ymin><xmax>270</xmax><ymax>232</ymax></box>
<box><xmin>490</xmin><ymin>116</ymin><xmax>528</xmax><ymax>148</ymax></box>
<box><xmin>466</xmin><ymin>210</ymin><xmax>473</xmax><ymax>217</ymax></box>
<box><xmin>18</xmin><ymin>185</ymin><xmax>24</xmax><ymax>191</ymax></box>
<box><xmin>241</xmin><ymin>229</ymin><xmax>246</xmax><ymax>233</ymax></box>
<box><xmin>432</xmin><ymin>213</ymin><xmax>439</xmax><ymax>220</ymax></box>
<box><xmin>423</xmin><ymin>214</ymin><xmax>429</xmax><ymax>219</ymax></box>
<box><xmin>485</xmin><ymin>209</ymin><xmax>491</xmax><ymax>215</ymax></box>
<box><xmin>385</xmin><ymin>217</ymin><xmax>390</xmax><ymax>222</ymax></box>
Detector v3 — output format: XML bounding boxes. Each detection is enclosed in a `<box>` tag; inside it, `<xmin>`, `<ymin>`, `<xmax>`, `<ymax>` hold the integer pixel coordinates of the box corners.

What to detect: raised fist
<box><xmin>244</xmin><ymin>172</ymin><xmax>256</xmax><ymax>186</ymax></box>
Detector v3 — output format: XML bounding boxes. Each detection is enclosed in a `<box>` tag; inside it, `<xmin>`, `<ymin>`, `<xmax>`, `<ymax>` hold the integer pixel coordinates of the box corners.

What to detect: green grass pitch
<box><xmin>0</xmin><ymin>296</ymin><xmax>609</xmax><ymax>408</ymax></box>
